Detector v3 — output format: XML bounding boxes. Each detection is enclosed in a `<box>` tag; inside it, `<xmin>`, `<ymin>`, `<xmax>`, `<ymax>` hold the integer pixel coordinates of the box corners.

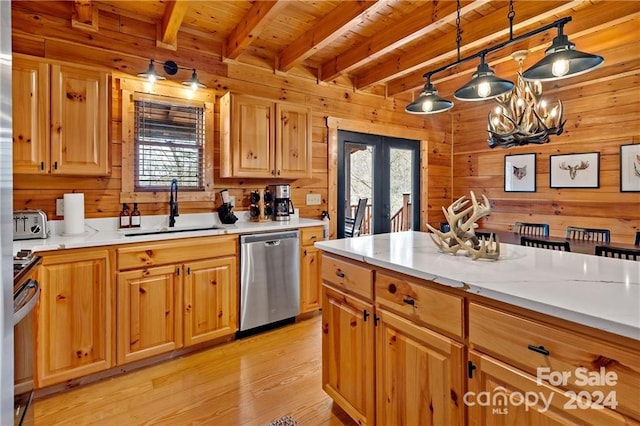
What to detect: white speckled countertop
<box><xmin>14</xmin><ymin>212</ymin><xmax>324</xmax><ymax>254</ymax></box>
<box><xmin>315</xmin><ymin>231</ymin><xmax>640</xmax><ymax>341</ymax></box>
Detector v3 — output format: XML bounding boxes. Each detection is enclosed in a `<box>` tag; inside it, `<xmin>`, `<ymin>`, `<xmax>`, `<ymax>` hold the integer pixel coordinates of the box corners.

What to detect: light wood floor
<box><xmin>34</xmin><ymin>314</ymin><xmax>356</xmax><ymax>426</ymax></box>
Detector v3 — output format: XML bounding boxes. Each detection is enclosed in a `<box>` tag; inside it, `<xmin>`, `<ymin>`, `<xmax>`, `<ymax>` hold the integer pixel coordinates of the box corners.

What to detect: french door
<box><xmin>337</xmin><ymin>130</ymin><xmax>420</xmax><ymax>237</ymax></box>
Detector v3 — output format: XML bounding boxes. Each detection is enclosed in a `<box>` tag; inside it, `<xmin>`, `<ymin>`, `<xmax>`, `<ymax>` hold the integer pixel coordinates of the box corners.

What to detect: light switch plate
<box><xmin>56</xmin><ymin>198</ymin><xmax>64</xmax><ymax>216</ymax></box>
<box><xmin>306</xmin><ymin>193</ymin><xmax>321</xmax><ymax>205</ymax></box>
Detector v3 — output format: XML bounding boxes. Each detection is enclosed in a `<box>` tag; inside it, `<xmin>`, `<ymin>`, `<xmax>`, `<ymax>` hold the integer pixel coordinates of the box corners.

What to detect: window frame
<box><xmin>120</xmin><ymin>77</ymin><xmax>215</xmax><ymax>204</ymax></box>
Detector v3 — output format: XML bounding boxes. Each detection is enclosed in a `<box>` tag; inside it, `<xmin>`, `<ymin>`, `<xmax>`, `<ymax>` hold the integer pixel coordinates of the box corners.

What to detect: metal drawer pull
<box><xmin>403</xmin><ymin>297</ymin><xmax>415</xmax><ymax>306</ymax></box>
<box><xmin>335</xmin><ymin>270</ymin><xmax>345</xmax><ymax>278</ymax></box>
<box><xmin>527</xmin><ymin>344</ymin><xmax>550</xmax><ymax>356</ymax></box>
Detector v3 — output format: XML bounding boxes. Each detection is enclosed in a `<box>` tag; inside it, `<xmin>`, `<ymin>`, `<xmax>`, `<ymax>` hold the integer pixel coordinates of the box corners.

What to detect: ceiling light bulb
<box><xmin>477</xmin><ymin>82</ymin><xmax>491</xmax><ymax>98</ymax></box>
<box><xmin>148</xmin><ymin>75</ymin><xmax>156</xmax><ymax>83</ymax></box>
<box><xmin>494</xmin><ymin>106</ymin><xmax>502</xmax><ymax>114</ymax></box>
<box><xmin>492</xmin><ymin>116</ymin><xmax>500</xmax><ymax>126</ymax></box>
<box><xmin>422</xmin><ymin>100</ymin><xmax>433</xmax><ymax>112</ymax></box>
<box><xmin>540</xmin><ymin>100</ymin><xmax>547</xmax><ymax>109</ymax></box>
<box><xmin>516</xmin><ymin>98</ymin><xmax>524</xmax><ymax>107</ymax></box>
<box><xmin>552</xmin><ymin>58</ymin><xmax>570</xmax><ymax>77</ymax></box>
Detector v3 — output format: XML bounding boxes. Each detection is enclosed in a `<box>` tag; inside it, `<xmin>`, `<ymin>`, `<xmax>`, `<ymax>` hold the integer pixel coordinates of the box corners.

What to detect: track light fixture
<box><xmin>406</xmin><ymin>3</ymin><xmax>603</xmax><ymax>116</ymax></box>
<box><xmin>137</xmin><ymin>59</ymin><xmax>207</xmax><ymax>89</ymax></box>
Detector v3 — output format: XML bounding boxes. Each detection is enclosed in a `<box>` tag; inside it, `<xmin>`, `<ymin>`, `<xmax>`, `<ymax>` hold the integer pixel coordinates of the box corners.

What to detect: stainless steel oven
<box><xmin>13</xmin><ymin>254</ymin><xmax>41</xmax><ymax>426</ymax></box>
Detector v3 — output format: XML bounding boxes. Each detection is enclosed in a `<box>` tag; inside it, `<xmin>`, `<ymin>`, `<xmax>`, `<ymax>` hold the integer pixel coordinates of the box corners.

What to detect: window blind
<box><xmin>134</xmin><ymin>99</ymin><xmax>205</xmax><ymax>191</ymax></box>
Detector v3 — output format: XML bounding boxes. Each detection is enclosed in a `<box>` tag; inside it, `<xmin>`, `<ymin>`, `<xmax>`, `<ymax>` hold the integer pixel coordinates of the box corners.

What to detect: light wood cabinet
<box><xmin>467</xmin><ymin>351</ymin><xmax>634</xmax><ymax>425</ymax></box>
<box><xmin>12</xmin><ymin>54</ymin><xmax>110</xmax><ymax>175</ymax></box>
<box><xmin>116</xmin><ymin>265</ymin><xmax>183</xmax><ymax>364</ymax></box>
<box><xmin>116</xmin><ymin>235</ymin><xmax>238</xmax><ymax>364</ymax></box>
<box><xmin>219</xmin><ymin>92</ymin><xmax>312</xmax><ymax>178</ymax></box>
<box><xmin>36</xmin><ymin>249</ymin><xmax>112</xmax><ymax>388</ymax></box>
<box><xmin>183</xmin><ymin>257</ymin><xmax>237</xmax><ymax>346</ymax></box>
<box><xmin>376</xmin><ymin>308</ymin><xmax>464</xmax><ymax>426</ymax></box>
<box><xmin>322</xmin><ymin>284</ymin><xmax>375</xmax><ymax>426</ymax></box>
<box><xmin>300</xmin><ymin>226</ymin><xmax>323</xmax><ymax>313</ymax></box>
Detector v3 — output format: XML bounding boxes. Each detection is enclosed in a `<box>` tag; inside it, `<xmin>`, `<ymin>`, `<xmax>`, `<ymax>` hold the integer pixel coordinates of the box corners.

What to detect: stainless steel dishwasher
<box><xmin>239</xmin><ymin>230</ymin><xmax>300</xmax><ymax>333</ymax></box>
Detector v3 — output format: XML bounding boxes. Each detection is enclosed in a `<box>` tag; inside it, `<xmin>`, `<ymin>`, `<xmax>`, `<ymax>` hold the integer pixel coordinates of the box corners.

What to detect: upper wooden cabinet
<box><xmin>219</xmin><ymin>92</ymin><xmax>312</xmax><ymax>178</ymax></box>
<box><xmin>12</xmin><ymin>55</ymin><xmax>110</xmax><ymax>175</ymax></box>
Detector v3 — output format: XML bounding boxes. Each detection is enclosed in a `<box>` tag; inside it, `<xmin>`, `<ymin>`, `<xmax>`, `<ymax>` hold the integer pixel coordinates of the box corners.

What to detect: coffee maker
<box><xmin>269</xmin><ymin>184</ymin><xmax>295</xmax><ymax>221</ymax></box>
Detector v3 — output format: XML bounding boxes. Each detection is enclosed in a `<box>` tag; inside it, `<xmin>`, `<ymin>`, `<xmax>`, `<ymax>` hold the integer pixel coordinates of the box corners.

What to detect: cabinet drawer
<box><xmin>117</xmin><ymin>235</ymin><xmax>237</xmax><ymax>270</ymax></box>
<box><xmin>469</xmin><ymin>303</ymin><xmax>640</xmax><ymax>420</ymax></box>
<box><xmin>300</xmin><ymin>226</ymin><xmax>323</xmax><ymax>246</ymax></box>
<box><xmin>321</xmin><ymin>254</ymin><xmax>373</xmax><ymax>301</ymax></box>
<box><xmin>375</xmin><ymin>272</ymin><xmax>463</xmax><ymax>338</ymax></box>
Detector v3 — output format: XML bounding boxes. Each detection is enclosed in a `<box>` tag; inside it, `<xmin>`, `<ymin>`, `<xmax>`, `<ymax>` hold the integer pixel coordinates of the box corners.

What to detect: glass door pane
<box><xmin>389</xmin><ymin>148</ymin><xmax>414</xmax><ymax>232</ymax></box>
<box><xmin>345</xmin><ymin>143</ymin><xmax>372</xmax><ymax>235</ymax></box>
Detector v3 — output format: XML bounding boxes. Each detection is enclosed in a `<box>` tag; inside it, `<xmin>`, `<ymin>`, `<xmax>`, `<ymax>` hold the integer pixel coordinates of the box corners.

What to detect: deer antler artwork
<box><xmin>425</xmin><ymin>191</ymin><xmax>500</xmax><ymax>261</ymax></box>
<box><xmin>559</xmin><ymin>160</ymin><xmax>590</xmax><ymax>180</ymax></box>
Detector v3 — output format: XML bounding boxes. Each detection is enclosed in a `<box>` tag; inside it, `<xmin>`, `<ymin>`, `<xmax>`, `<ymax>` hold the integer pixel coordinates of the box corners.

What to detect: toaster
<box><xmin>13</xmin><ymin>210</ymin><xmax>49</xmax><ymax>240</ymax></box>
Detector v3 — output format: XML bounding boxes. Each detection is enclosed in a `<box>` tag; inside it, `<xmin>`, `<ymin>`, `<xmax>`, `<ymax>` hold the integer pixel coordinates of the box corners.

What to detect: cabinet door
<box><xmin>275</xmin><ymin>103</ymin><xmax>312</xmax><ymax>178</ymax></box>
<box><xmin>467</xmin><ymin>351</ymin><xmax>632</xmax><ymax>425</ymax></box>
<box><xmin>376</xmin><ymin>308</ymin><xmax>465</xmax><ymax>426</ymax></box>
<box><xmin>300</xmin><ymin>245</ymin><xmax>321</xmax><ymax>313</ymax></box>
<box><xmin>322</xmin><ymin>284</ymin><xmax>375</xmax><ymax>426</ymax></box>
<box><xmin>117</xmin><ymin>265</ymin><xmax>182</xmax><ymax>364</ymax></box>
<box><xmin>184</xmin><ymin>257</ymin><xmax>237</xmax><ymax>346</ymax></box>
<box><xmin>50</xmin><ymin>64</ymin><xmax>109</xmax><ymax>175</ymax></box>
<box><xmin>36</xmin><ymin>250</ymin><xmax>112</xmax><ymax>388</ymax></box>
<box><xmin>12</xmin><ymin>56</ymin><xmax>49</xmax><ymax>174</ymax></box>
<box><xmin>230</xmin><ymin>94</ymin><xmax>275</xmax><ymax>177</ymax></box>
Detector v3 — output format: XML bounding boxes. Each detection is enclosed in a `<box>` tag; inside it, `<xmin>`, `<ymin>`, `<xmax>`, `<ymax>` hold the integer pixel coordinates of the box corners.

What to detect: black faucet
<box><xmin>169</xmin><ymin>178</ymin><xmax>179</xmax><ymax>227</ymax></box>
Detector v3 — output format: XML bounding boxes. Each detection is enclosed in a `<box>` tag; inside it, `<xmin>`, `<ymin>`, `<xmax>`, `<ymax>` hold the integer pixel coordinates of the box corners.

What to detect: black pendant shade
<box><xmin>405</xmin><ymin>81</ymin><xmax>453</xmax><ymax>114</ymax></box>
<box><xmin>454</xmin><ymin>60</ymin><xmax>514</xmax><ymax>101</ymax></box>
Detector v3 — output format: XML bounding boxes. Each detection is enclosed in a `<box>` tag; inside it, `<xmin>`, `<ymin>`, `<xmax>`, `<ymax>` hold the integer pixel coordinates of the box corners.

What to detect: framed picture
<box><xmin>620</xmin><ymin>143</ymin><xmax>640</xmax><ymax>192</ymax></box>
<box><xmin>550</xmin><ymin>152</ymin><xmax>600</xmax><ymax>188</ymax></box>
<box><xmin>504</xmin><ymin>153</ymin><xmax>536</xmax><ymax>192</ymax></box>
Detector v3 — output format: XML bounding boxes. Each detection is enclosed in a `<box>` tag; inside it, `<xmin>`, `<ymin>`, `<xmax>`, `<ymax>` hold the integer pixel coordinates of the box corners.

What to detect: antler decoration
<box><xmin>426</xmin><ymin>191</ymin><xmax>500</xmax><ymax>260</ymax></box>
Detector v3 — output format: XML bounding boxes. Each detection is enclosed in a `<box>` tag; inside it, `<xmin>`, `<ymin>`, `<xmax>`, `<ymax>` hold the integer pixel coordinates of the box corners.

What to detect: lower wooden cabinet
<box><xmin>467</xmin><ymin>351</ymin><xmax>635</xmax><ymax>425</ymax></box>
<box><xmin>376</xmin><ymin>308</ymin><xmax>465</xmax><ymax>426</ymax></box>
<box><xmin>300</xmin><ymin>226</ymin><xmax>323</xmax><ymax>313</ymax></box>
<box><xmin>183</xmin><ymin>257</ymin><xmax>237</xmax><ymax>346</ymax></box>
<box><xmin>116</xmin><ymin>265</ymin><xmax>183</xmax><ymax>364</ymax></box>
<box><xmin>36</xmin><ymin>249</ymin><xmax>112</xmax><ymax>388</ymax></box>
<box><xmin>322</xmin><ymin>284</ymin><xmax>375</xmax><ymax>425</ymax></box>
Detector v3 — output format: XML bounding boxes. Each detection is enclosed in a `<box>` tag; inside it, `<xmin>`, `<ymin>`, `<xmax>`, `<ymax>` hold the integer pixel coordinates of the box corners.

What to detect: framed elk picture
<box><xmin>620</xmin><ymin>143</ymin><xmax>640</xmax><ymax>192</ymax></box>
<box><xmin>504</xmin><ymin>153</ymin><xmax>536</xmax><ymax>192</ymax></box>
<box><xmin>550</xmin><ymin>152</ymin><xmax>600</xmax><ymax>188</ymax></box>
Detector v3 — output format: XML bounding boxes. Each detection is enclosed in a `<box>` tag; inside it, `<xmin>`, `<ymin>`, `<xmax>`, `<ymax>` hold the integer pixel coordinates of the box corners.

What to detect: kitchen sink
<box><xmin>124</xmin><ymin>225</ymin><xmax>223</xmax><ymax>237</ymax></box>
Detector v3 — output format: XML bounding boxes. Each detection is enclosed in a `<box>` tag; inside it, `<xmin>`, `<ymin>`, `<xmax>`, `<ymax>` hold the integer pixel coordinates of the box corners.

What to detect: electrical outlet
<box><xmin>56</xmin><ymin>198</ymin><xmax>64</xmax><ymax>216</ymax></box>
<box><xmin>306</xmin><ymin>193</ymin><xmax>321</xmax><ymax>205</ymax></box>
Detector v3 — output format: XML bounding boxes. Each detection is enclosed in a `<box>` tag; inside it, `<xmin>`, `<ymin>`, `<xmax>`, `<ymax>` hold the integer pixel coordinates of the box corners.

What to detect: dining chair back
<box><xmin>595</xmin><ymin>245</ymin><xmax>640</xmax><ymax>261</ymax></box>
<box><xmin>520</xmin><ymin>236</ymin><xmax>571</xmax><ymax>252</ymax></box>
<box><xmin>514</xmin><ymin>222</ymin><xmax>550</xmax><ymax>237</ymax></box>
<box><xmin>475</xmin><ymin>231</ymin><xmax>496</xmax><ymax>241</ymax></box>
<box><xmin>344</xmin><ymin>198</ymin><xmax>368</xmax><ymax>238</ymax></box>
<box><xmin>635</xmin><ymin>231</ymin><xmax>640</xmax><ymax>246</ymax></box>
<box><xmin>565</xmin><ymin>226</ymin><xmax>611</xmax><ymax>243</ymax></box>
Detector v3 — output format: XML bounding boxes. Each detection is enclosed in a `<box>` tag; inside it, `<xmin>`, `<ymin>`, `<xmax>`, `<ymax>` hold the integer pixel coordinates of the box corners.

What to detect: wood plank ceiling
<box><xmin>68</xmin><ymin>0</ymin><xmax>638</xmax><ymax>101</ymax></box>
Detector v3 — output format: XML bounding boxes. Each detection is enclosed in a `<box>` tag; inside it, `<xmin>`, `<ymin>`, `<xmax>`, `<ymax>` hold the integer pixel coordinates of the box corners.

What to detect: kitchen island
<box><xmin>315</xmin><ymin>231</ymin><xmax>640</xmax><ymax>425</ymax></box>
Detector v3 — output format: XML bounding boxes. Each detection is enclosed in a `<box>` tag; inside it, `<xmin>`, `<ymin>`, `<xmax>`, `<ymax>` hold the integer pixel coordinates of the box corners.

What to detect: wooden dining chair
<box><xmin>475</xmin><ymin>231</ymin><xmax>496</xmax><ymax>240</ymax></box>
<box><xmin>514</xmin><ymin>222</ymin><xmax>550</xmax><ymax>237</ymax></box>
<box><xmin>565</xmin><ymin>226</ymin><xmax>611</xmax><ymax>243</ymax></box>
<box><xmin>520</xmin><ymin>236</ymin><xmax>571</xmax><ymax>252</ymax></box>
<box><xmin>595</xmin><ymin>245</ymin><xmax>640</xmax><ymax>261</ymax></box>
<box><xmin>635</xmin><ymin>231</ymin><xmax>640</xmax><ymax>246</ymax></box>
<box><xmin>344</xmin><ymin>198</ymin><xmax>368</xmax><ymax>238</ymax></box>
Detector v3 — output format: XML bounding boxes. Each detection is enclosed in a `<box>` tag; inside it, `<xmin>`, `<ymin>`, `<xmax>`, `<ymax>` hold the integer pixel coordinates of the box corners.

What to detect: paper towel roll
<box><xmin>64</xmin><ymin>193</ymin><xmax>85</xmax><ymax>235</ymax></box>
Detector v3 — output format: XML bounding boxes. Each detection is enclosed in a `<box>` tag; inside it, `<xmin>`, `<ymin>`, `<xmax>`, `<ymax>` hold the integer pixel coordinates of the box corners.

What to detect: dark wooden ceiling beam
<box><xmin>157</xmin><ymin>0</ymin><xmax>190</xmax><ymax>51</ymax></box>
<box><xmin>388</xmin><ymin>1</ymin><xmax>640</xmax><ymax>97</ymax></box>
<box><xmin>224</xmin><ymin>1</ymin><xmax>284</xmax><ymax>60</ymax></box>
<box><xmin>278</xmin><ymin>0</ymin><xmax>379</xmax><ymax>72</ymax></box>
<box><xmin>71</xmin><ymin>0</ymin><xmax>98</xmax><ymax>32</ymax></box>
<box><xmin>355</xmin><ymin>1</ymin><xmax>584</xmax><ymax>92</ymax></box>
<box><xmin>319</xmin><ymin>0</ymin><xmax>484</xmax><ymax>82</ymax></box>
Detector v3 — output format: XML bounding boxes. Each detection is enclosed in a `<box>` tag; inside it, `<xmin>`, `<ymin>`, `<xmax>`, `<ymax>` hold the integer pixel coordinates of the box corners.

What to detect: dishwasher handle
<box><xmin>264</xmin><ymin>240</ymin><xmax>281</xmax><ymax>247</ymax></box>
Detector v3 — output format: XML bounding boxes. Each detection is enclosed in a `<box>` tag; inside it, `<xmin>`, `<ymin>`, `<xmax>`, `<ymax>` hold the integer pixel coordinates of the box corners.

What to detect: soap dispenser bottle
<box><xmin>131</xmin><ymin>203</ymin><xmax>141</xmax><ymax>228</ymax></box>
<box><xmin>119</xmin><ymin>203</ymin><xmax>130</xmax><ymax>229</ymax></box>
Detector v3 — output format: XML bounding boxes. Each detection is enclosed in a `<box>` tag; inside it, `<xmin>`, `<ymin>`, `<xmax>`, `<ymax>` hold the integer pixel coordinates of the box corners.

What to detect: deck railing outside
<box><xmin>349</xmin><ymin>193</ymin><xmax>411</xmax><ymax>235</ymax></box>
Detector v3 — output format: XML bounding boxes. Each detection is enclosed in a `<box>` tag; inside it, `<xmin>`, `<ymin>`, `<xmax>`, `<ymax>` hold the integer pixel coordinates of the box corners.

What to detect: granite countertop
<box><xmin>14</xmin><ymin>212</ymin><xmax>324</xmax><ymax>255</ymax></box>
<box><xmin>315</xmin><ymin>231</ymin><xmax>640</xmax><ymax>341</ymax></box>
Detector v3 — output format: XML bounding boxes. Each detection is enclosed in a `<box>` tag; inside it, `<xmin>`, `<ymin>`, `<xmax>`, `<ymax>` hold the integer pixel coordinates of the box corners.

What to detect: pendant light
<box><xmin>454</xmin><ymin>53</ymin><xmax>514</xmax><ymax>101</ymax></box>
<box><xmin>182</xmin><ymin>69</ymin><xmax>207</xmax><ymax>90</ymax></box>
<box><xmin>405</xmin><ymin>75</ymin><xmax>453</xmax><ymax>114</ymax></box>
<box><xmin>137</xmin><ymin>59</ymin><xmax>166</xmax><ymax>83</ymax></box>
<box><xmin>522</xmin><ymin>23</ymin><xmax>604</xmax><ymax>81</ymax></box>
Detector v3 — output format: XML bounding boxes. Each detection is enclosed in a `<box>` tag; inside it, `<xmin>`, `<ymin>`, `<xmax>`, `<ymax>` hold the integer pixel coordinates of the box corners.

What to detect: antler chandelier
<box><xmin>487</xmin><ymin>51</ymin><xmax>565</xmax><ymax>149</ymax></box>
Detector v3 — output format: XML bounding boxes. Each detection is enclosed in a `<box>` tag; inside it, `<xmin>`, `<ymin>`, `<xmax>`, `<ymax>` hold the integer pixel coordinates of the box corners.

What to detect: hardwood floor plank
<box><xmin>34</xmin><ymin>314</ymin><xmax>356</xmax><ymax>425</ymax></box>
